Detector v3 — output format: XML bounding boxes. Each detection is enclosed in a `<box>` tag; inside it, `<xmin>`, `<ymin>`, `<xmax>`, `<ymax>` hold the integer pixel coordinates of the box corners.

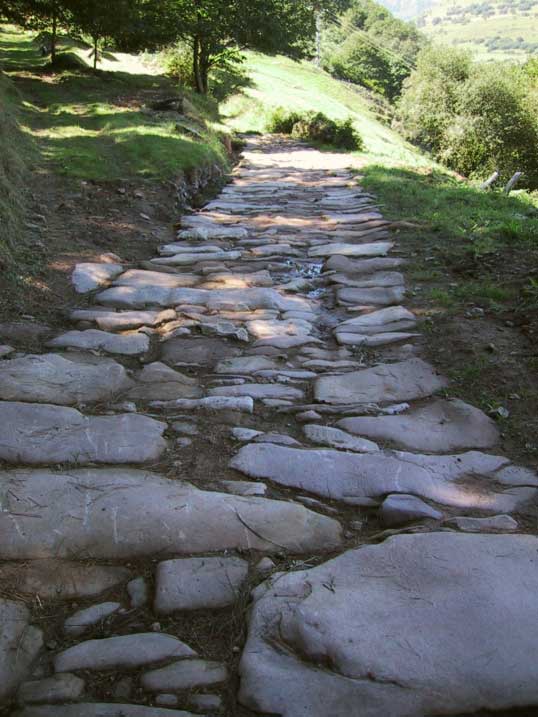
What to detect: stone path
<box><xmin>1</xmin><ymin>136</ymin><xmax>537</xmax><ymax>716</ymax></box>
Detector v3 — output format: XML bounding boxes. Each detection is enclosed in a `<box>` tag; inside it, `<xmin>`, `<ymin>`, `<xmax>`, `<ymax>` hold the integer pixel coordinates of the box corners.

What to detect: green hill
<box><xmin>418</xmin><ymin>0</ymin><xmax>538</xmax><ymax>60</ymax></box>
<box><xmin>377</xmin><ymin>0</ymin><xmax>438</xmax><ymax>20</ymax></box>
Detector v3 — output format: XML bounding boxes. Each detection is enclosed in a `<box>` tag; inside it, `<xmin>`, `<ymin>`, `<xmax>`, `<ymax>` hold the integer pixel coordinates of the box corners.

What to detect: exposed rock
<box><xmin>47</xmin><ymin>330</ymin><xmax>149</xmax><ymax>356</ymax></box>
<box><xmin>0</xmin><ymin>354</ymin><xmax>132</xmax><ymax>405</ymax></box>
<box><xmin>379</xmin><ymin>494</ymin><xmax>443</xmax><ymax>526</ymax></box>
<box><xmin>0</xmin><ymin>600</ymin><xmax>43</xmax><ymax>701</ymax></box>
<box><xmin>325</xmin><ymin>256</ymin><xmax>403</xmax><ymax>274</ymax></box>
<box><xmin>220</xmin><ymin>480</ymin><xmax>267</xmax><ymax>496</ymax></box>
<box><xmin>64</xmin><ymin>603</ymin><xmax>121</xmax><ymax>637</ymax></box>
<box><xmin>142</xmin><ymin>660</ymin><xmax>228</xmax><ymax>692</ymax></box>
<box><xmin>54</xmin><ymin>634</ymin><xmax>196</xmax><ymax>673</ymax></box>
<box><xmin>151</xmin><ymin>396</ymin><xmax>254</xmax><ymax>413</ymax></box>
<box><xmin>114</xmin><ymin>269</ymin><xmax>199</xmax><ymax>288</ymax></box>
<box><xmin>154</xmin><ymin>557</ymin><xmax>249</xmax><ymax>613</ymax></box>
<box><xmin>303</xmin><ymin>425</ymin><xmax>379</xmax><ymax>453</ymax></box>
<box><xmin>309</xmin><ymin>241</ymin><xmax>393</xmax><ymax>258</ymax></box>
<box><xmin>231</xmin><ymin>427</ymin><xmax>262</xmax><ymax>441</ymax></box>
<box><xmin>338</xmin><ymin>399</ymin><xmax>499</xmax><ymax>452</ymax></box>
<box><xmin>209</xmin><ymin>384</ymin><xmax>304</xmax><ymax>401</ymax></box>
<box><xmin>12</xmin><ymin>704</ymin><xmax>197</xmax><ymax>716</ymax></box>
<box><xmin>162</xmin><ymin>337</ymin><xmax>242</xmax><ymax>367</ymax></box>
<box><xmin>0</xmin><ymin>344</ymin><xmax>14</xmax><ymax>358</ymax></box>
<box><xmin>255</xmin><ymin>557</ymin><xmax>276</xmax><ymax>575</ymax></box>
<box><xmin>335</xmin><ymin>306</ymin><xmax>416</xmax><ymax>335</ymax></box>
<box><xmin>314</xmin><ymin>359</ymin><xmax>447</xmax><ymax>405</ymax></box>
<box><xmin>18</xmin><ymin>674</ymin><xmax>85</xmax><ymax>705</ymax></box>
<box><xmin>337</xmin><ymin>286</ymin><xmax>406</xmax><ymax>306</ymax></box>
<box><xmin>72</xmin><ymin>263</ymin><xmax>123</xmax><ymax>294</ymax></box>
<box><xmin>188</xmin><ymin>693</ymin><xmax>223</xmax><ymax>712</ymax></box>
<box><xmin>446</xmin><ymin>515</ymin><xmax>519</xmax><ymax>532</ymax></box>
<box><xmin>127</xmin><ymin>577</ymin><xmax>149</xmax><ymax>608</ymax></box>
<box><xmin>0</xmin><ymin>469</ymin><xmax>342</xmax><ymax>559</ymax></box>
<box><xmin>335</xmin><ymin>331</ymin><xmax>419</xmax><ymax>347</ymax></box>
<box><xmin>71</xmin><ymin>309</ymin><xmax>176</xmax><ymax>331</ymax></box>
<box><xmin>0</xmin><ymin>561</ymin><xmax>130</xmax><ymax>600</ymax></box>
<box><xmin>127</xmin><ymin>362</ymin><xmax>201</xmax><ymax>401</ymax></box>
<box><xmin>239</xmin><ymin>533</ymin><xmax>538</xmax><ymax>717</ymax></box>
<box><xmin>0</xmin><ymin>403</ymin><xmax>167</xmax><ymax>464</ymax></box>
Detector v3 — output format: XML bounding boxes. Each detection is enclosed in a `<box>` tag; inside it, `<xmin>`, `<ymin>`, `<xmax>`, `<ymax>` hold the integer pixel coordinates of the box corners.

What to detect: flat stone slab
<box><xmin>154</xmin><ymin>557</ymin><xmax>248</xmax><ymax>613</ymax></box>
<box><xmin>72</xmin><ymin>263</ymin><xmax>123</xmax><ymax>294</ymax></box>
<box><xmin>338</xmin><ymin>399</ymin><xmax>499</xmax><ymax>452</ymax></box>
<box><xmin>152</xmin><ymin>250</ymin><xmax>242</xmax><ymax>265</ymax></box>
<box><xmin>71</xmin><ymin>309</ymin><xmax>176</xmax><ymax>331</ymax></box>
<box><xmin>0</xmin><ymin>561</ymin><xmax>130</xmax><ymax>600</ymax></box>
<box><xmin>446</xmin><ymin>515</ymin><xmax>519</xmax><ymax>532</ymax></box>
<box><xmin>151</xmin><ymin>396</ymin><xmax>254</xmax><ymax>413</ymax></box>
<box><xmin>177</xmin><ymin>224</ymin><xmax>248</xmax><ymax>240</ymax></box>
<box><xmin>325</xmin><ymin>256</ymin><xmax>404</xmax><ymax>274</ymax></box>
<box><xmin>230</xmin><ymin>444</ymin><xmax>536</xmax><ymax>511</ymax></box>
<box><xmin>315</xmin><ymin>359</ymin><xmax>448</xmax><ymax>405</ymax></box>
<box><xmin>13</xmin><ymin>704</ymin><xmax>197</xmax><ymax>716</ymax></box>
<box><xmin>54</xmin><ymin>633</ymin><xmax>196</xmax><ymax>673</ymax></box>
<box><xmin>379</xmin><ymin>494</ymin><xmax>443</xmax><ymax>526</ymax></box>
<box><xmin>209</xmin><ymin>384</ymin><xmax>304</xmax><ymax>401</ymax></box>
<box><xmin>337</xmin><ymin>286</ymin><xmax>406</xmax><ymax>306</ymax></box>
<box><xmin>0</xmin><ymin>469</ymin><xmax>342</xmax><ymax>559</ymax></box>
<box><xmin>0</xmin><ymin>354</ymin><xmax>132</xmax><ymax>405</ymax></box>
<box><xmin>1</xmin><ymin>600</ymin><xmax>43</xmax><ymax>701</ymax></box>
<box><xmin>331</xmin><ymin>271</ymin><xmax>404</xmax><ymax>288</ymax></box>
<box><xmin>239</xmin><ymin>533</ymin><xmax>538</xmax><ymax>717</ymax></box>
<box><xmin>335</xmin><ymin>331</ymin><xmax>419</xmax><ymax>347</ymax></box>
<box><xmin>303</xmin><ymin>425</ymin><xmax>379</xmax><ymax>453</ymax></box>
<box><xmin>64</xmin><ymin>603</ymin><xmax>121</xmax><ymax>637</ymax></box>
<box><xmin>18</xmin><ymin>674</ymin><xmax>85</xmax><ymax>705</ymax></box>
<box><xmin>0</xmin><ymin>403</ymin><xmax>167</xmax><ymax>464</ymax></box>
<box><xmin>162</xmin><ymin>337</ymin><xmax>242</xmax><ymax>367</ymax></box>
<box><xmin>47</xmin><ymin>330</ymin><xmax>149</xmax><ymax>356</ymax></box>
<box><xmin>216</xmin><ymin>356</ymin><xmax>279</xmax><ymax>374</ymax></box>
<box><xmin>142</xmin><ymin>660</ymin><xmax>227</xmax><ymax>692</ymax></box>
<box><xmin>335</xmin><ymin>306</ymin><xmax>417</xmax><ymax>335</ymax></box>
<box><xmin>309</xmin><ymin>241</ymin><xmax>393</xmax><ymax>258</ymax></box>
<box><xmin>127</xmin><ymin>362</ymin><xmax>201</xmax><ymax>401</ymax></box>
<box><xmin>114</xmin><ymin>269</ymin><xmax>199</xmax><ymax>288</ymax></box>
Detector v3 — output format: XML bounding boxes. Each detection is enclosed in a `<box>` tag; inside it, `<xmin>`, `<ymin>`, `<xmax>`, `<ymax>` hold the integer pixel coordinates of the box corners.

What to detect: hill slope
<box><xmin>377</xmin><ymin>0</ymin><xmax>438</xmax><ymax>20</ymax></box>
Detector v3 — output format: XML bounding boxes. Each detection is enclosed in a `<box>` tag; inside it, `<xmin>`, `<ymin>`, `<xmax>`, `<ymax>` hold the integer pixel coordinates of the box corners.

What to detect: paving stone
<box><xmin>230</xmin><ymin>444</ymin><xmax>536</xmax><ymax>511</ymax></box>
<box><xmin>64</xmin><ymin>603</ymin><xmax>121</xmax><ymax>637</ymax></box>
<box><xmin>142</xmin><ymin>660</ymin><xmax>228</xmax><ymax>692</ymax></box>
<box><xmin>127</xmin><ymin>577</ymin><xmax>149</xmax><ymax>608</ymax></box>
<box><xmin>0</xmin><ymin>599</ymin><xmax>43</xmax><ymax>701</ymax></box>
<box><xmin>47</xmin><ymin>330</ymin><xmax>149</xmax><ymax>356</ymax></box>
<box><xmin>220</xmin><ymin>480</ymin><xmax>267</xmax><ymax>496</ymax></box>
<box><xmin>54</xmin><ymin>633</ymin><xmax>196</xmax><ymax>673</ymax></box>
<box><xmin>71</xmin><ymin>309</ymin><xmax>176</xmax><ymax>331</ymax></box>
<box><xmin>337</xmin><ymin>286</ymin><xmax>406</xmax><ymax>306</ymax></box>
<box><xmin>325</xmin><ymin>256</ymin><xmax>404</xmax><ymax>274</ymax></box>
<box><xmin>330</xmin><ymin>271</ymin><xmax>405</xmax><ymax>288</ymax></box>
<box><xmin>114</xmin><ymin>269</ymin><xmax>199</xmax><ymax>288</ymax></box>
<box><xmin>152</xmin><ymin>251</ymin><xmax>242</xmax><ymax>266</ymax></box>
<box><xmin>209</xmin><ymin>384</ymin><xmax>304</xmax><ymax>401</ymax></box>
<box><xmin>0</xmin><ymin>403</ymin><xmax>167</xmax><ymax>464</ymax></box>
<box><xmin>162</xmin><ymin>337</ymin><xmax>242</xmax><ymax>367</ymax></box>
<box><xmin>173</xmin><ymin>421</ymin><xmax>200</xmax><ymax>436</ymax></box>
<box><xmin>127</xmin><ymin>362</ymin><xmax>201</xmax><ymax>401</ymax></box>
<box><xmin>72</xmin><ymin>263</ymin><xmax>123</xmax><ymax>294</ymax></box>
<box><xmin>177</xmin><ymin>224</ymin><xmax>248</xmax><ymax>240</ymax></box>
<box><xmin>309</xmin><ymin>241</ymin><xmax>393</xmax><ymax>258</ymax></box>
<box><xmin>379</xmin><ymin>494</ymin><xmax>443</xmax><ymax>526</ymax></box>
<box><xmin>239</xmin><ymin>533</ymin><xmax>538</xmax><ymax>717</ymax></box>
<box><xmin>0</xmin><ymin>561</ymin><xmax>130</xmax><ymax>600</ymax></box>
<box><xmin>0</xmin><ymin>354</ymin><xmax>132</xmax><ymax>405</ymax></box>
<box><xmin>0</xmin><ymin>344</ymin><xmax>14</xmax><ymax>357</ymax></box>
<box><xmin>155</xmin><ymin>557</ymin><xmax>249</xmax><ymax>613</ymax></box>
<box><xmin>303</xmin><ymin>424</ymin><xmax>379</xmax><ymax>453</ymax></box>
<box><xmin>188</xmin><ymin>693</ymin><xmax>223</xmax><ymax>712</ymax></box>
<box><xmin>254</xmin><ymin>433</ymin><xmax>302</xmax><ymax>447</ymax></box>
<box><xmin>231</xmin><ymin>427</ymin><xmax>262</xmax><ymax>441</ymax></box>
<box><xmin>446</xmin><ymin>515</ymin><xmax>519</xmax><ymax>532</ymax></box>
<box><xmin>18</xmin><ymin>674</ymin><xmax>85</xmax><ymax>705</ymax></box>
<box><xmin>314</xmin><ymin>359</ymin><xmax>448</xmax><ymax>405</ymax></box>
<box><xmin>338</xmin><ymin>399</ymin><xmax>499</xmax><ymax>452</ymax></box>
<box><xmin>335</xmin><ymin>306</ymin><xmax>417</xmax><ymax>335</ymax></box>
<box><xmin>335</xmin><ymin>331</ymin><xmax>419</xmax><ymax>347</ymax></box>
<box><xmin>151</xmin><ymin>396</ymin><xmax>254</xmax><ymax>413</ymax></box>
<box><xmin>12</xmin><ymin>704</ymin><xmax>197</xmax><ymax>716</ymax></box>
<box><xmin>0</xmin><ymin>469</ymin><xmax>342</xmax><ymax>559</ymax></box>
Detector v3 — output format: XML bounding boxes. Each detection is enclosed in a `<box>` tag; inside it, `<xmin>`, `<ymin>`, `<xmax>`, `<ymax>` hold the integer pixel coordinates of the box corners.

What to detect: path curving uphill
<box><xmin>1</xmin><ymin>137</ymin><xmax>537</xmax><ymax>716</ymax></box>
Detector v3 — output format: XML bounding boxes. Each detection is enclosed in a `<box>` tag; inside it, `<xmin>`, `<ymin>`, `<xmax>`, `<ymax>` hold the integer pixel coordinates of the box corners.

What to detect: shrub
<box><xmin>267</xmin><ymin>109</ymin><xmax>363</xmax><ymax>150</ymax></box>
<box><xmin>161</xmin><ymin>43</ymin><xmax>194</xmax><ymax>87</ymax></box>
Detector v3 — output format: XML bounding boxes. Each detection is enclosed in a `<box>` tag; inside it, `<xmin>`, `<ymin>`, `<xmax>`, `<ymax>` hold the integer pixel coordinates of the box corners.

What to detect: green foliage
<box><xmin>267</xmin><ymin>107</ymin><xmax>363</xmax><ymax>150</ymax></box>
<box><xmin>398</xmin><ymin>45</ymin><xmax>538</xmax><ymax>188</ymax></box>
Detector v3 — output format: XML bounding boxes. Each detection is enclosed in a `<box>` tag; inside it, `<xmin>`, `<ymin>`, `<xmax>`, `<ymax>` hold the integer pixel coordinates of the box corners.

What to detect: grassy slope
<box><xmin>222</xmin><ymin>52</ymin><xmax>430</xmax><ymax>168</ymax></box>
<box><xmin>0</xmin><ymin>25</ymin><xmax>229</xmax><ymax>182</ymax></box>
<box><xmin>420</xmin><ymin>0</ymin><xmax>538</xmax><ymax>60</ymax></box>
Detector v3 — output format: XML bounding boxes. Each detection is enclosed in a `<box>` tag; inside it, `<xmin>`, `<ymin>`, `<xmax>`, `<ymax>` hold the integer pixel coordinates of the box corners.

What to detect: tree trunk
<box><xmin>51</xmin><ymin>9</ymin><xmax>57</xmax><ymax>63</ymax></box>
<box><xmin>200</xmin><ymin>46</ymin><xmax>210</xmax><ymax>94</ymax></box>
<box><xmin>93</xmin><ymin>35</ymin><xmax>98</xmax><ymax>70</ymax></box>
<box><xmin>192</xmin><ymin>38</ymin><xmax>204</xmax><ymax>93</ymax></box>
<box><xmin>315</xmin><ymin>11</ymin><xmax>322</xmax><ymax>67</ymax></box>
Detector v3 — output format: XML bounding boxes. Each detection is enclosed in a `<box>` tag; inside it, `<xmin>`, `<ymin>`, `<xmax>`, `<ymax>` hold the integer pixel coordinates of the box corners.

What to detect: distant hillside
<box><xmin>377</xmin><ymin>0</ymin><xmax>438</xmax><ymax>20</ymax></box>
<box><xmin>418</xmin><ymin>0</ymin><xmax>538</xmax><ymax>59</ymax></box>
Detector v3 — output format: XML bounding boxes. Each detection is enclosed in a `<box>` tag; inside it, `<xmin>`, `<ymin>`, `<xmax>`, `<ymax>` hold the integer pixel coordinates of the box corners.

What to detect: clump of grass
<box><xmin>267</xmin><ymin>107</ymin><xmax>363</xmax><ymax>151</ymax></box>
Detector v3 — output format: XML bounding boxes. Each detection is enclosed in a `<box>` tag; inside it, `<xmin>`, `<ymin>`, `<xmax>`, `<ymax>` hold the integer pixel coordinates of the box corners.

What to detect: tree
<box><xmin>63</xmin><ymin>0</ymin><xmax>130</xmax><ymax>70</ymax></box>
<box><xmin>0</xmin><ymin>0</ymin><xmax>71</xmax><ymax>62</ymax></box>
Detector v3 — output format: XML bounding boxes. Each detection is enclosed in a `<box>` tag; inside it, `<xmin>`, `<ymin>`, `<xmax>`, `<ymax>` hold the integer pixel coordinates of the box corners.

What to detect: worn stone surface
<box><xmin>64</xmin><ymin>603</ymin><xmax>121</xmax><ymax>637</ymax></box>
<box><xmin>18</xmin><ymin>674</ymin><xmax>85</xmax><ymax>705</ymax></box>
<box><xmin>54</xmin><ymin>634</ymin><xmax>196</xmax><ymax>673</ymax></box>
<box><xmin>0</xmin><ymin>403</ymin><xmax>167</xmax><ymax>464</ymax></box>
<box><xmin>239</xmin><ymin>533</ymin><xmax>538</xmax><ymax>717</ymax></box>
<box><xmin>338</xmin><ymin>399</ymin><xmax>499</xmax><ymax>452</ymax></box>
<box><xmin>314</xmin><ymin>359</ymin><xmax>448</xmax><ymax>405</ymax></box>
<box><xmin>209</xmin><ymin>384</ymin><xmax>304</xmax><ymax>401</ymax></box>
<box><xmin>303</xmin><ymin>424</ymin><xmax>379</xmax><ymax>453</ymax></box>
<box><xmin>155</xmin><ymin>557</ymin><xmax>248</xmax><ymax>613</ymax></box>
<box><xmin>72</xmin><ymin>263</ymin><xmax>123</xmax><ymax>294</ymax></box>
<box><xmin>162</xmin><ymin>337</ymin><xmax>241</xmax><ymax>367</ymax></box>
<box><xmin>0</xmin><ymin>354</ymin><xmax>132</xmax><ymax>405</ymax></box>
<box><xmin>379</xmin><ymin>494</ymin><xmax>443</xmax><ymax>526</ymax></box>
<box><xmin>142</xmin><ymin>660</ymin><xmax>228</xmax><ymax>692</ymax></box>
<box><xmin>446</xmin><ymin>514</ymin><xmax>519</xmax><ymax>532</ymax></box>
<box><xmin>13</xmin><ymin>705</ymin><xmax>196</xmax><ymax>716</ymax></box>
<box><xmin>0</xmin><ymin>469</ymin><xmax>342</xmax><ymax>559</ymax></box>
<box><xmin>127</xmin><ymin>577</ymin><xmax>149</xmax><ymax>608</ymax></box>
<box><xmin>71</xmin><ymin>309</ymin><xmax>176</xmax><ymax>331</ymax></box>
<box><xmin>0</xmin><ymin>600</ymin><xmax>43</xmax><ymax>701</ymax></box>
<box><xmin>127</xmin><ymin>362</ymin><xmax>201</xmax><ymax>401</ymax></box>
<box><xmin>47</xmin><ymin>330</ymin><xmax>149</xmax><ymax>356</ymax></box>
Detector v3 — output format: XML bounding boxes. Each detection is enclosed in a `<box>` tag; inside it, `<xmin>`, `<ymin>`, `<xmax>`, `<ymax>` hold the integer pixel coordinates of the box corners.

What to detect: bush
<box><xmin>267</xmin><ymin>109</ymin><xmax>363</xmax><ymax>150</ymax></box>
<box><xmin>161</xmin><ymin>43</ymin><xmax>194</xmax><ymax>87</ymax></box>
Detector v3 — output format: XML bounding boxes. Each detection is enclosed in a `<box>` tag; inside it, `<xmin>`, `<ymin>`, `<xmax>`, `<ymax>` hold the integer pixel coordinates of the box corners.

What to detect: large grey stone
<box><xmin>0</xmin><ymin>469</ymin><xmax>342</xmax><ymax>559</ymax></box>
<box><xmin>47</xmin><ymin>330</ymin><xmax>149</xmax><ymax>356</ymax></box>
<box><xmin>338</xmin><ymin>399</ymin><xmax>499</xmax><ymax>452</ymax></box>
<box><xmin>126</xmin><ymin>362</ymin><xmax>201</xmax><ymax>401</ymax></box>
<box><xmin>113</xmin><ymin>269</ymin><xmax>199</xmax><ymax>288</ymax></box>
<box><xmin>54</xmin><ymin>633</ymin><xmax>196</xmax><ymax>673</ymax></box>
<box><xmin>309</xmin><ymin>241</ymin><xmax>393</xmax><ymax>258</ymax></box>
<box><xmin>303</xmin><ymin>425</ymin><xmax>379</xmax><ymax>453</ymax></box>
<box><xmin>230</xmin><ymin>444</ymin><xmax>536</xmax><ymax>511</ymax></box>
<box><xmin>239</xmin><ymin>533</ymin><xmax>538</xmax><ymax>717</ymax></box>
<box><xmin>325</xmin><ymin>256</ymin><xmax>404</xmax><ymax>274</ymax></box>
<box><xmin>379</xmin><ymin>494</ymin><xmax>443</xmax><ymax>526</ymax></box>
<box><xmin>142</xmin><ymin>660</ymin><xmax>227</xmax><ymax>692</ymax></box>
<box><xmin>337</xmin><ymin>286</ymin><xmax>406</xmax><ymax>306</ymax></box>
<box><xmin>216</xmin><ymin>356</ymin><xmax>279</xmax><ymax>374</ymax></box>
<box><xmin>18</xmin><ymin>674</ymin><xmax>85</xmax><ymax>705</ymax></box>
<box><xmin>155</xmin><ymin>557</ymin><xmax>248</xmax><ymax>613</ymax></box>
<box><xmin>151</xmin><ymin>396</ymin><xmax>254</xmax><ymax>413</ymax></box>
<box><xmin>64</xmin><ymin>603</ymin><xmax>121</xmax><ymax>637</ymax></box>
<box><xmin>152</xmin><ymin>250</ymin><xmax>241</xmax><ymax>266</ymax></box>
<box><xmin>446</xmin><ymin>515</ymin><xmax>519</xmax><ymax>532</ymax></box>
<box><xmin>162</xmin><ymin>337</ymin><xmax>241</xmax><ymax>367</ymax></box>
<box><xmin>71</xmin><ymin>309</ymin><xmax>176</xmax><ymax>331</ymax></box>
<box><xmin>0</xmin><ymin>562</ymin><xmax>130</xmax><ymax>600</ymax></box>
<box><xmin>208</xmin><ymin>384</ymin><xmax>304</xmax><ymax>401</ymax></box>
<box><xmin>72</xmin><ymin>263</ymin><xmax>123</xmax><ymax>294</ymax></box>
<box><xmin>13</xmin><ymin>704</ymin><xmax>196</xmax><ymax>716</ymax></box>
<box><xmin>314</xmin><ymin>359</ymin><xmax>448</xmax><ymax>405</ymax></box>
<box><xmin>0</xmin><ymin>403</ymin><xmax>166</xmax><ymax>464</ymax></box>
<box><xmin>0</xmin><ymin>354</ymin><xmax>132</xmax><ymax>405</ymax></box>
<box><xmin>335</xmin><ymin>306</ymin><xmax>416</xmax><ymax>335</ymax></box>
<box><xmin>0</xmin><ymin>600</ymin><xmax>43</xmax><ymax>701</ymax></box>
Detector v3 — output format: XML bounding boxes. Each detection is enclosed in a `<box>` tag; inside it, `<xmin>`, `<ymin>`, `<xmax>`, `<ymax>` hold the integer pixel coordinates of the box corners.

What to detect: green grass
<box><xmin>0</xmin><ymin>25</ymin><xmax>230</xmax><ymax>182</ymax></box>
<box><xmin>222</xmin><ymin>52</ymin><xmax>432</xmax><ymax>168</ymax></box>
